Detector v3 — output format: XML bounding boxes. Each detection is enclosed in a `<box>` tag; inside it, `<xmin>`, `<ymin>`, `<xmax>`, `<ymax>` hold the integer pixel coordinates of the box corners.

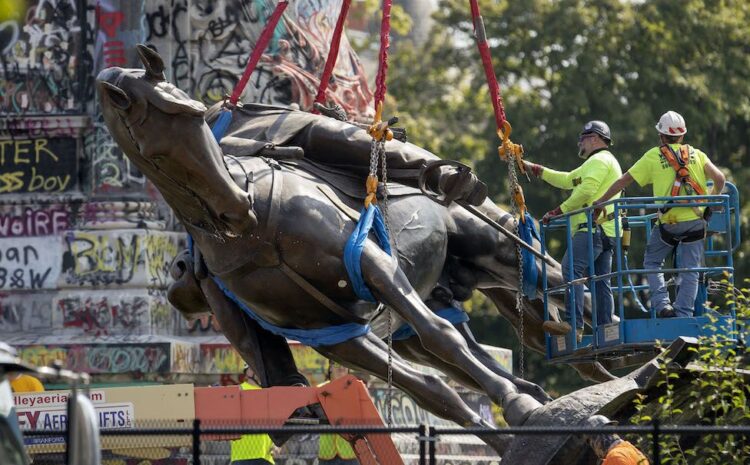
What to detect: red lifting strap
<box><xmin>229</xmin><ymin>1</ymin><xmax>289</xmax><ymax>106</ymax></box>
<box><xmin>469</xmin><ymin>0</ymin><xmax>507</xmax><ymax>130</ymax></box>
<box><xmin>312</xmin><ymin>0</ymin><xmax>352</xmax><ymax>113</ymax></box>
<box><xmin>373</xmin><ymin>0</ymin><xmax>393</xmax><ymax>112</ymax></box>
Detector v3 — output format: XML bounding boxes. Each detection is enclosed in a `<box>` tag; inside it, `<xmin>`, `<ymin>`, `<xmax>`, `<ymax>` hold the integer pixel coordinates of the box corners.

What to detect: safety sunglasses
<box><xmin>578</xmin><ymin>133</ymin><xmax>598</xmax><ymax>143</ymax></box>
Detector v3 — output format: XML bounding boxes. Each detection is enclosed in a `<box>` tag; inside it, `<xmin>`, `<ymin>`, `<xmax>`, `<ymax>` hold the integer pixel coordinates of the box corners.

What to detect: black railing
<box><xmin>23</xmin><ymin>421</ymin><xmax>750</xmax><ymax>465</ymax></box>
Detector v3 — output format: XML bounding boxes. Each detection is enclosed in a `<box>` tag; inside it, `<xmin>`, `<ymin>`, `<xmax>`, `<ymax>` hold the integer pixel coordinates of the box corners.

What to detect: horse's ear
<box><xmin>136</xmin><ymin>44</ymin><xmax>166</xmax><ymax>81</ymax></box>
<box><xmin>98</xmin><ymin>81</ymin><xmax>131</xmax><ymax>110</ymax></box>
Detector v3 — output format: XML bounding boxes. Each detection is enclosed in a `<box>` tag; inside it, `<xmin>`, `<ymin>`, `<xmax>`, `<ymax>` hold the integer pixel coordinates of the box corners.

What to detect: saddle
<box><xmin>168</xmin><ymin>146</ymin><xmax>482</xmax><ymax>327</ymax></box>
<box><xmin>168</xmin><ymin>155</ymin><xmax>385</xmax><ymax>327</ymax></box>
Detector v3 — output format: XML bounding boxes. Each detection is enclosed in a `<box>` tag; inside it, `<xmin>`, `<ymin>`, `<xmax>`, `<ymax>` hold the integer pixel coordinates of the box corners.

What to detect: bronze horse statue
<box><xmin>97</xmin><ymin>45</ymin><xmax>608</xmax><ymax>453</ymax></box>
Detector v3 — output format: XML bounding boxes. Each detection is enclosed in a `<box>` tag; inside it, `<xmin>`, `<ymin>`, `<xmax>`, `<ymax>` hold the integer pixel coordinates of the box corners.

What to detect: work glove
<box><xmin>542</xmin><ymin>206</ymin><xmax>562</xmax><ymax>224</ymax></box>
<box><xmin>523</xmin><ymin>160</ymin><xmax>544</xmax><ymax>178</ymax></box>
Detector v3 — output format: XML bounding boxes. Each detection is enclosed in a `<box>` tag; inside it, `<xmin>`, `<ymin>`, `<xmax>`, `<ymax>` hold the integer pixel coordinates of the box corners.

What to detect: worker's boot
<box><xmin>658</xmin><ymin>305</ymin><xmax>676</xmax><ymax>318</ymax></box>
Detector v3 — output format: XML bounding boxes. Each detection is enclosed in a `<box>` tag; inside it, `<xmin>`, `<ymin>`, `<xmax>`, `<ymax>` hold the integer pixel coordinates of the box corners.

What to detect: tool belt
<box><xmin>658</xmin><ymin>222</ymin><xmax>706</xmax><ymax>247</ymax></box>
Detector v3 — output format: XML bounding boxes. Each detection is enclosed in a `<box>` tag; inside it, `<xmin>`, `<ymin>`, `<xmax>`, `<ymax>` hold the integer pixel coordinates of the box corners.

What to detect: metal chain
<box><xmin>371</xmin><ymin>138</ymin><xmax>394</xmax><ymax>426</ymax></box>
<box><xmin>369</xmin><ymin>139</ymin><xmax>379</xmax><ymax>177</ymax></box>
<box><xmin>381</xmin><ymin>141</ymin><xmax>394</xmax><ymax>427</ymax></box>
<box><xmin>506</xmin><ymin>156</ymin><xmax>525</xmax><ymax>380</ymax></box>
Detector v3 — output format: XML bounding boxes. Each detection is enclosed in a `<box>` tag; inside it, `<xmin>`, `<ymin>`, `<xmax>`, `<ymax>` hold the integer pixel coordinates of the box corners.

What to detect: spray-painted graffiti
<box><xmin>143</xmin><ymin>0</ymin><xmax>374</xmax><ymax>120</ymax></box>
<box><xmin>0</xmin><ymin>115</ymin><xmax>88</xmax><ymax>138</ymax></box>
<box><xmin>0</xmin><ymin>237</ymin><xmax>61</xmax><ymax>290</ymax></box>
<box><xmin>88</xmin><ymin>1</ymin><xmax>147</xmax><ymax>196</ymax></box>
<box><xmin>60</xmin><ymin>230</ymin><xmax>183</xmax><ymax>288</ymax></box>
<box><xmin>0</xmin><ymin>292</ymin><xmax>54</xmax><ymax>333</ymax></box>
<box><xmin>144</xmin><ymin>233</ymin><xmax>179</xmax><ymax>287</ymax></box>
<box><xmin>370</xmin><ymin>388</ymin><xmax>496</xmax><ymax>427</ymax></box>
<box><xmin>18</xmin><ymin>343</ymin><xmax>172</xmax><ymax>373</ymax></box>
<box><xmin>0</xmin><ymin>138</ymin><xmax>77</xmax><ymax>194</ymax></box>
<box><xmin>171</xmin><ymin>341</ymin><xmax>199</xmax><ymax>373</ymax></box>
<box><xmin>79</xmin><ymin>200</ymin><xmax>165</xmax><ymax>230</ymax></box>
<box><xmin>197</xmin><ymin>344</ymin><xmax>244</xmax><ymax>374</ymax></box>
<box><xmin>149</xmin><ymin>292</ymin><xmax>175</xmax><ymax>335</ymax></box>
<box><xmin>61</xmin><ymin>230</ymin><xmax>142</xmax><ymax>286</ymax></box>
<box><xmin>86</xmin><ymin>121</ymin><xmax>150</xmax><ymax>195</ymax></box>
<box><xmin>290</xmin><ymin>342</ymin><xmax>331</xmax><ymax>386</ymax></box>
<box><xmin>54</xmin><ymin>291</ymin><xmax>154</xmax><ymax>336</ymax></box>
<box><xmin>182</xmin><ymin>313</ymin><xmax>222</xmax><ymax>334</ymax></box>
<box><xmin>0</xmin><ymin>0</ymin><xmax>89</xmax><ymax>114</ymax></box>
<box><xmin>0</xmin><ymin>204</ymin><xmax>71</xmax><ymax>237</ymax></box>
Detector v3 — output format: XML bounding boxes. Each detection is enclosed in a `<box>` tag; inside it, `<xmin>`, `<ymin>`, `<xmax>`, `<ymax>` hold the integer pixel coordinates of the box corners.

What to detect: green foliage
<box><xmin>348</xmin><ymin>0</ymin><xmax>413</xmax><ymax>49</ymax></box>
<box><xmin>388</xmin><ymin>0</ymin><xmax>750</xmax><ymax>277</ymax></box>
<box><xmin>629</xmin><ymin>282</ymin><xmax>750</xmax><ymax>464</ymax></box>
<box><xmin>384</xmin><ymin>0</ymin><xmax>750</xmax><ymax>394</ymax></box>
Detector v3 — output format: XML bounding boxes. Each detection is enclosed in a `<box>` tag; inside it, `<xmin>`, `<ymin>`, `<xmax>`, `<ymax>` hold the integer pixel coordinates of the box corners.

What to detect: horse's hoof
<box><xmin>524</xmin><ymin>384</ymin><xmax>554</xmax><ymax>404</ymax></box>
<box><xmin>502</xmin><ymin>392</ymin><xmax>543</xmax><ymax>426</ymax></box>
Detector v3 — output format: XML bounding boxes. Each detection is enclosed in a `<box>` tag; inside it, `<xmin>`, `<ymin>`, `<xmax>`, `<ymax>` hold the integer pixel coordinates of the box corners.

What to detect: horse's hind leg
<box><xmin>317</xmin><ymin>332</ymin><xmax>513</xmax><ymax>455</ymax></box>
<box><xmin>360</xmin><ymin>243</ymin><xmax>541</xmax><ymax>425</ymax></box>
<box><xmin>393</xmin><ymin>322</ymin><xmax>552</xmax><ymax>404</ymax></box>
<box><xmin>481</xmin><ymin>287</ymin><xmax>616</xmax><ymax>383</ymax></box>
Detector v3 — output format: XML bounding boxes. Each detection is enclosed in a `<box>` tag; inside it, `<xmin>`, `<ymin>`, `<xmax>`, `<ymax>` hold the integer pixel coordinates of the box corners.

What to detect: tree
<box><xmin>387</xmin><ymin>0</ymin><xmax>750</xmax><ymax>389</ymax></box>
<box><xmin>630</xmin><ymin>282</ymin><xmax>750</xmax><ymax>464</ymax></box>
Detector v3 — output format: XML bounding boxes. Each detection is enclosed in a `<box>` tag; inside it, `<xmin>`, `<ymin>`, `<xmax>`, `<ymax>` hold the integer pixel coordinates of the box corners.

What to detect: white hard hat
<box><xmin>655</xmin><ymin>111</ymin><xmax>687</xmax><ymax>136</ymax></box>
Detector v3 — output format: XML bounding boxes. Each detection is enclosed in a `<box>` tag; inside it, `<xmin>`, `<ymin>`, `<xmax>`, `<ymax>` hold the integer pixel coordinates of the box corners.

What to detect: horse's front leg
<box><xmin>359</xmin><ymin>242</ymin><xmax>542</xmax><ymax>425</ymax></box>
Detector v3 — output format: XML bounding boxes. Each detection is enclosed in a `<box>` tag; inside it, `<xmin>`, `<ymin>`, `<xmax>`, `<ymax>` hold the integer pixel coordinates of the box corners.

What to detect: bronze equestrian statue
<box><xmin>199</xmin><ymin>98</ymin><xmax>615</xmax><ymax>386</ymax></box>
<box><xmin>97</xmin><ymin>45</ymin><xmax>610</xmax><ymax>454</ymax></box>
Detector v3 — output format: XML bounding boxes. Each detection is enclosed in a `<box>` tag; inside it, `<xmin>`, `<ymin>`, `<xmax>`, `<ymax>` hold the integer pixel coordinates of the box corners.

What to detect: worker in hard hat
<box><xmin>525</xmin><ymin>121</ymin><xmax>623</xmax><ymax>342</ymax></box>
<box><xmin>594</xmin><ymin>111</ymin><xmax>725</xmax><ymax>318</ymax></box>
<box><xmin>584</xmin><ymin>415</ymin><xmax>650</xmax><ymax>465</ymax></box>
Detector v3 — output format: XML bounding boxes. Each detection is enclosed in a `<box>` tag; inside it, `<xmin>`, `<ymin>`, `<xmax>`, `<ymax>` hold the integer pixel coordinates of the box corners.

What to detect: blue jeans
<box><xmin>643</xmin><ymin>219</ymin><xmax>705</xmax><ymax>317</ymax></box>
<box><xmin>319</xmin><ymin>459</ymin><xmax>360</xmax><ymax>465</ymax></box>
<box><xmin>561</xmin><ymin>229</ymin><xmax>614</xmax><ymax>329</ymax></box>
<box><xmin>231</xmin><ymin>460</ymin><xmax>273</xmax><ymax>465</ymax></box>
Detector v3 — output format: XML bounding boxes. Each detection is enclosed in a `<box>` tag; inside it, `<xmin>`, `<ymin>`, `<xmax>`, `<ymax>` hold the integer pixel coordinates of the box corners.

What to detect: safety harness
<box><xmin>657</xmin><ymin>144</ymin><xmax>707</xmax><ymax>246</ymax></box>
<box><xmin>658</xmin><ymin>144</ymin><xmax>706</xmax><ymax>217</ymax></box>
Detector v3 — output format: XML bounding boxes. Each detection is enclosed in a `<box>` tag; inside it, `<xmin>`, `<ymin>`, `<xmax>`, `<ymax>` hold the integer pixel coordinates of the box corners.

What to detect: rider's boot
<box><xmin>542</xmin><ymin>320</ymin><xmax>572</xmax><ymax>336</ymax></box>
<box><xmin>438</xmin><ymin>168</ymin><xmax>488</xmax><ymax>206</ymax></box>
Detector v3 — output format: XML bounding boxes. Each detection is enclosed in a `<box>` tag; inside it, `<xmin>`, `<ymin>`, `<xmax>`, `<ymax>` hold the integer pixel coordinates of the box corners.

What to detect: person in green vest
<box><xmin>231</xmin><ymin>364</ymin><xmax>276</xmax><ymax>465</ymax></box>
<box><xmin>318</xmin><ymin>432</ymin><xmax>359</xmax><ymax>465</ymax></box>
<box><xmin>524</xmin><ymin>121</ymin><xmax>623</xmax><ymax>342</ymax></box>
<box><xmin>594</xmin><ymin>111</ymin><xmax>725</xmax><ymax>318</ymax></box>
<box><xmin>318</xmin><ymin>362</ymin><xmax>359</xmax><ymax>464</ymax></box>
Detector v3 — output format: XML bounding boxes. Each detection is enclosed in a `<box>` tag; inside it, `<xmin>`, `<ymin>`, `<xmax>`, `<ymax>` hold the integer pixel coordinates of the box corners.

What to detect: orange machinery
<box><xmin>194</xmin><ymin>374</ymin><xmax>404</xmax><ymax>465</ymax></box>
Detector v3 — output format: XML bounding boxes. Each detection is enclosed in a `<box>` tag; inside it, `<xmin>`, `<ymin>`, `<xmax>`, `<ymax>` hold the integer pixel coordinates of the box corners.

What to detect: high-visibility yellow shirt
<box><xmin>230</xmin><ymin>382</ymin><xmax>275</xmax><ymax>464</ymax></box>
<box><xmin>10</xmin><ymin>374</ymin><xmax>44</xmax><ymax>393</ymax></box>
<box><xmin>627</xmin><ymin>144</ymin><xmax>709</xmax><ymax>224</ymax></box>
<box><xmin>541</xmin><ymin>150</ymin><xmax>622</xmax><ymax>237</ymax></box>
<box><xmin>319</xmin><ymin>433</ymin><xmax>357</xmax><ymax>460</ymax></box>
<box><xmin>602</xmin><ymin>441</ymin><xmax>650</xmax><ymax>465</ymax></box>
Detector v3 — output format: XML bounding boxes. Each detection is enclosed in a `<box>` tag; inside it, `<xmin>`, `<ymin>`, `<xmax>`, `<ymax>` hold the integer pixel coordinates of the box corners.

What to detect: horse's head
<box><xmin>96</xmin><ymin>45</ymin><xmax>256</xmax><ymax>239</ymax></box>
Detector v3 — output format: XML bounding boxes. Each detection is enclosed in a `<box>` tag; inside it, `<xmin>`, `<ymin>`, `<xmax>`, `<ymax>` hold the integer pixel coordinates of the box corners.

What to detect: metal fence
<box><xmin>24</xmin><ymin>421</ymin><xmax>750</xmax><ymax>465</ymax></box>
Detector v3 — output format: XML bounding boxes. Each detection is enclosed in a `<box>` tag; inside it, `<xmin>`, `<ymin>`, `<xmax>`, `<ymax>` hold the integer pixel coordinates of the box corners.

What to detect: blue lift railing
<box><xmin>540</xmin><ymin>183</ymin><xmax>740</xmax><ymax>363</ymax></box>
